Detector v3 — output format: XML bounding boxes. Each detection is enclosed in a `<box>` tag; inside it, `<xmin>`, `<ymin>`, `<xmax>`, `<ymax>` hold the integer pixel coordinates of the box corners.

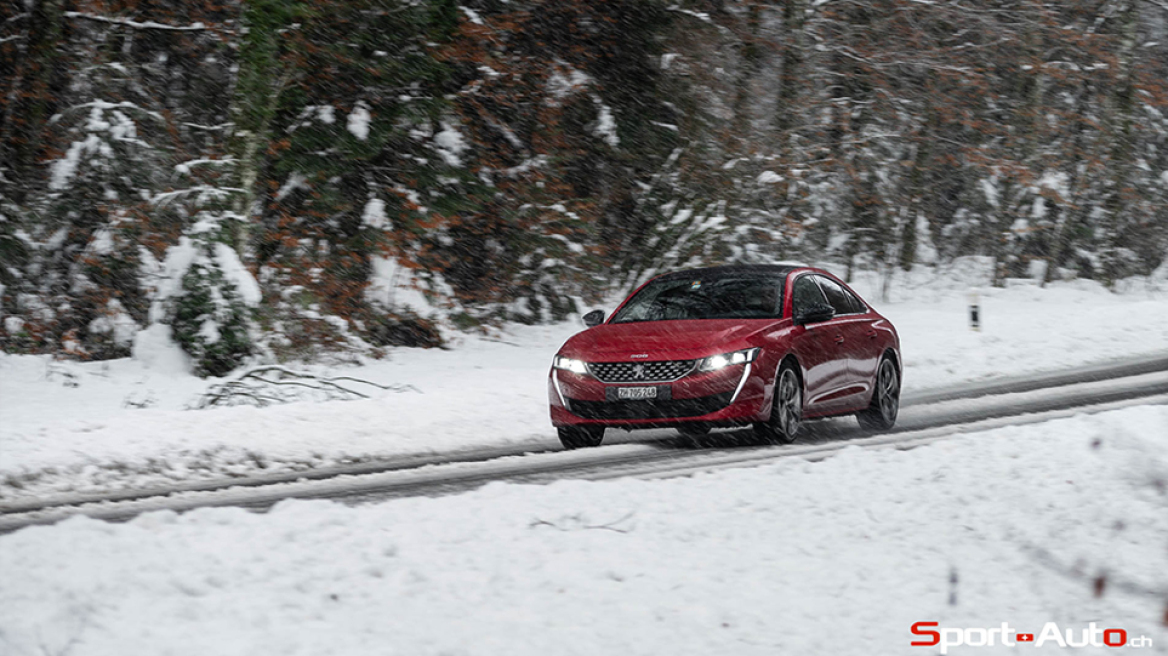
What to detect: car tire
<box><xmin>857</xmin><ymin>356</ymin><xmax>900</xmax><ymax>431</ymax></box>
<box><xmin>557</xmin><ymin>426</ymin><xmax>605</xmax><ymax>449</ymax></box>
<box><xmin>753</xmin><ymin>362</ymin><xmax>801</xmax><ymax>445</ymax></box>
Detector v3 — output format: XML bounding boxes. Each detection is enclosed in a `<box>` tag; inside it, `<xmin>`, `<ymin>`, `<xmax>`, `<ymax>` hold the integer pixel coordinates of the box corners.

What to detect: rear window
<box><xmin>612</xmin><ymin>276</ymin><xmax>785</xmax><ymax>323</ymax></box>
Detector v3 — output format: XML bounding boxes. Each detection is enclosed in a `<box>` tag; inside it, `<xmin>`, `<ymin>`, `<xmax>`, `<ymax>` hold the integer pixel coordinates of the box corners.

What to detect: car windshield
<box><xmin>611</xmin><ymin>276</ymin><xmax>785</xmax><ymax>323</ymax></box>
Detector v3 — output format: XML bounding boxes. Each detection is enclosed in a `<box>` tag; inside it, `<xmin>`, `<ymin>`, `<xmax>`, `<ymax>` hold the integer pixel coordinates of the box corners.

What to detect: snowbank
<box><xmin>1</xmin><ymin>405</ymin><xmax>1165</xmax><ymax>655</ymax></box>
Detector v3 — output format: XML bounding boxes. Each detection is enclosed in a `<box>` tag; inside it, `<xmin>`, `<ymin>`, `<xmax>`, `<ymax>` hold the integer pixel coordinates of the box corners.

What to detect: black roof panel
<box><xmin>654</xmin><ymin>264</ymin><xmax>803</xmax><ymax>281</ymax></box>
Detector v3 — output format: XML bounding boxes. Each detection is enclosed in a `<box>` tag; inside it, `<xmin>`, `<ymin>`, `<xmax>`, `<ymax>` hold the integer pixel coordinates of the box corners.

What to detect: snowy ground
<box><xmin>1</xmin><ymin>272</ymin><xmax>1166</xmax><ymax>501</ymax></box>
<box><xmin>1</xmin><ymin>404</ymin><xmax>1165</xmax><ymax>655</ymax></box>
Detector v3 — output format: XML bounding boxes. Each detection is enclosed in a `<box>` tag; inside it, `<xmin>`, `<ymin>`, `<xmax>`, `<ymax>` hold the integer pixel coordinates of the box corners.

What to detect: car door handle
<box><xmin>866</xmin><ymin>330</ymin><xmax>878</xmax><ymax>339</ymax></box>
<box><xmin>834</xmin><ymin>335</ymin><xmax>845</xmax><ymax>344</ymax></box>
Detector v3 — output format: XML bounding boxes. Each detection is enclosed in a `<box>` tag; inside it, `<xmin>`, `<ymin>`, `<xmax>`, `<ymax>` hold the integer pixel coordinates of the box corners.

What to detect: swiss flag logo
<box><xmin>1017</xmin><ymin>634</ymin><xmax>1035</xmax><ymax>642</ymax></box>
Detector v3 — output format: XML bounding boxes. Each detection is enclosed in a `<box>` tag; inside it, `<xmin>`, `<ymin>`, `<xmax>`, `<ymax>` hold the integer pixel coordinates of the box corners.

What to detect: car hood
<box><xmin>561</xmin><ymin>318</ymin><xmax>784</xmax><ymax>361</ymax></box>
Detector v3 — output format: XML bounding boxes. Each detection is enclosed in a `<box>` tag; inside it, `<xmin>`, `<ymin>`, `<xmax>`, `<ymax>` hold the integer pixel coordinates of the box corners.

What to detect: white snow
<box><xmin>432</xmin><ymin>123</ymin><xmax>467</xmax><ymax>167</ymax></box>
<box><xmin>274</xmin><ymin>172</ymin><xmax>308</xmax><ymax>202</ymax></box>
<box><xmin>61</xmin><ymin>11</ymin><xmax>206</xmax><ymax>31</ymax></box>
<box><xmin>197</xmin><ymin>318</ymin><xmax>221</xmax><ymax>344</ymax></box>
<box><xmin>1</xmin><ymin>405</ymin><xmax>1164</xmax><ymax>655</ymax></box>
<box><xmin>49</xmin><ymin>138</ymin><xmax>87</xmax><ymax>190</ymax></box>
<box><xmin>593</xmin><ymin>100</ymin><xmax>620</xmax><ymax>147</ymax></box>
<box><xmin>365</xmin><ymin>256</ymin><xmax>435</xmax><ymax>315</ymax></box>
<box><xmin>669</xmin><ymin>207</ymin><xmax>693</xmax><ymax>225</ymax></box>
<box><xmin>88</xmin><ymin>228</ymin><xmax>113</xmax><ymax>255</ymax></box>
<box><xmin>913</xmin><ymin>213</ymin><xmax>938</xmax><ymax>264</ymax></box>
<box><xmin>392</xmin><ymin>184</ymin><xmax>427</xmax><ymax>214</ymax></box>
<box><xmin>347</xmin><ymin>101</ymin><xmax>371</xmax><ymax>141</ymax></box>
<box><xmin>213</xmin><ymin>243</ymin><xmax>262</xmax><ymax>306</ymax></box>
<box><xmin>459</xmin><ymin>6</ymin><xmax>485</xmax><ymax>25</ymax></box>
<box><xmin>1039</xmin><ymin>170</ymin><xmax>1071</xmax><ymax>200</ymax></box>
<box><xmin>146</xmin><ymin>237</ymin><xmax>199</xmax><ymax>324</ymax></box>
<box><xmin>668</xmin><ymin>6</ymin><xmax>713</xmax><ymax>24</ymax></box>
<box><xmin>86</xmin><ymin>299</ymin><xmax>137</xmax><ymax>346</ymax></box>
<box><xmin>131</xmin><ymin>324</ymin><xmax>192</xmax><ymax>376</ymax></box>
<box><xmin>756</xmin><ymin>171</ymin><xmax>784</xmax><ymax>184</ymax></box>
<box><xmin>979</xmin><ymin>177</ymin><xmax>1000</xmax><ymax>209</ymax></box>
<box><xmin>361</xmin><ymin>197</ymin><xmax>389</xmax><ymax>229</ymax></box>
<box><xmin>546</xmin><ymin>63</ymin><xmax>591</xmax><ymax>100</ymax></box>
<box><xmin>0</xmin><ymin>272</ymin><xmax>1165</xmax><ymax>500</ymax></box>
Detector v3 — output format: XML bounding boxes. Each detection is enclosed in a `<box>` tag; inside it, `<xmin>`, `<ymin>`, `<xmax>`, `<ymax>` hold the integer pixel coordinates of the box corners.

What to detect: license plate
<box><xmin>617</xmin><ymin>386</ymin><xmax>657</xmax><ymax>400</ymax></box>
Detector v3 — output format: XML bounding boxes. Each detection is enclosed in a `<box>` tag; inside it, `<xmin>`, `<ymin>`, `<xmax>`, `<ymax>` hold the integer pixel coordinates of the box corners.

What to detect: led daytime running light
<box><xmin>553</xmin><ymin>355</ymin><xmax>588</xmax><ymax>374</ymax></box>
<box><xmin>699</xmin><ymin>348</ymin><xmax>760</xmax><ymax>372</ymax></box>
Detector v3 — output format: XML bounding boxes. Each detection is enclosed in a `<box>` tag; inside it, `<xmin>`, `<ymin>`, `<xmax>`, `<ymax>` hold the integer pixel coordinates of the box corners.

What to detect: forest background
<box><xmin>2</xmin><ymin>0</ymin><xmax>1167</xmax><ymax>375</ymax></box>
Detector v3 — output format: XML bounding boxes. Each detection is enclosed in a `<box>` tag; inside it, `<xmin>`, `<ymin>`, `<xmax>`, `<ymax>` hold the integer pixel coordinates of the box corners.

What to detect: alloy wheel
<box><xmin>754</xmin><ymin>366</ymin><xmax>801</xmax><ymax>445</ymax></box>
<box><xmin>857</xmin><ymin>356</ymin><xmax>900</xmax><ymax>431</ymax></box>
<box><xmin>877</xmin><ymin>359</ymin><xmax>899</xmax><ymax>425</ymax></box>
<box><xmin>775</xmin><ymin>368</ymin><xmax>802</xmax><ymax>439</ymax></box>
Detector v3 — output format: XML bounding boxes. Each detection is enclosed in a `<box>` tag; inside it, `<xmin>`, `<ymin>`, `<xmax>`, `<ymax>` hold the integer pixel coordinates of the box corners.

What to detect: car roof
<box><xmin>653</xmin><ymin>264</ymin><xmax>802</xmax><ymax>282</ymax></box>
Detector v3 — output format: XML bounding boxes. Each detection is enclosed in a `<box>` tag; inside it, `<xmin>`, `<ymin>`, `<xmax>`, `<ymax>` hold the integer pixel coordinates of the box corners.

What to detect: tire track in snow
<box><xmin>2</xmin><ymin>359</ymin><xmax>1167</xmax><ymax>533</ymax></box>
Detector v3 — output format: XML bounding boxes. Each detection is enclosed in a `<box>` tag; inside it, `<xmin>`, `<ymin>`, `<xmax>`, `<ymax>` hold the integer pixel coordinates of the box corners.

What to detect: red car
<box><xmin>548</xmin><ymin>265</ymin><xmax>902</xmax><ymax>449</ymax></box>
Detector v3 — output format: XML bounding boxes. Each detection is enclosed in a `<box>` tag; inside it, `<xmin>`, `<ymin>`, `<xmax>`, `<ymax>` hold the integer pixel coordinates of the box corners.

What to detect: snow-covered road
<box><xmin>2</xmin><ymin>404</ymin><xmax>1165</xmax><ymax>656</ymax></box>
<box><xmin>4</xmin><ymin>365</ymin><xmax>1167</xmax><ymax>532</ymax></box>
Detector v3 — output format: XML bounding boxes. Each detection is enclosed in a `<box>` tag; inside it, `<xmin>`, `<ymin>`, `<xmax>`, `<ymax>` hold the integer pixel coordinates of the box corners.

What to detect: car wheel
<box><xmin>557</xmin><ymin>426</ymin><xmax>605</xmax><ymax>449</ymax></box>
<box><xmin>858</xmin><ymin>356</ymin><xmax>899</xmax><ymax>431</ymax></box>
<box><xmin>753</xmin><ymin>363</ymin><xmax>801</xmax><ymax>445</ymax></box>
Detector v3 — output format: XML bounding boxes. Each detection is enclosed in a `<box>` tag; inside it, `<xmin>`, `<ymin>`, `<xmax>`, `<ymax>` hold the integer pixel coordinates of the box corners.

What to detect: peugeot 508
<box><xmin>548</xmin><ymin>265</ymin><xmax>902</xmax><ymax>449</ymax></box>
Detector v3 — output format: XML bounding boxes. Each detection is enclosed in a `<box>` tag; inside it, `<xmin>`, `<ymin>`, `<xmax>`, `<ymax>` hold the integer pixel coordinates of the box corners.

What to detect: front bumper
<box><xmin>549</xmin><ymin>363</ymin><xmax>770</xmax><ymax>429</ymax></box>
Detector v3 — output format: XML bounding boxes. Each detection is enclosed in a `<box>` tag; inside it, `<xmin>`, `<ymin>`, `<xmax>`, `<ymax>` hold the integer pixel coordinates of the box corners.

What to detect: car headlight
<box><xmin>553</xmin><ymin>355</ymin><xmax>589</xmax><ymax>375</ymax></box>
<box><xmin>698</xmin><ymin>347</ymin><xmax>760</xmax><ymax>372</ymax></box>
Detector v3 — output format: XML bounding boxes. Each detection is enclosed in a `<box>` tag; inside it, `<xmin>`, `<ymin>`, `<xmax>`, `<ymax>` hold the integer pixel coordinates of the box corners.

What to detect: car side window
<box><xmin>791</xmin><ymin>275</ymin><xmax>828</xmax><ymax>317</ymax></box>
<box><xmin>815</xmin><ymin>276</ymin><xmax>860</xmax><ymax>316</ymax></box>
<box><xmin>844</xmin><ymin>286</ymin><xmax>867</xmax><ymax>314</ymax></box>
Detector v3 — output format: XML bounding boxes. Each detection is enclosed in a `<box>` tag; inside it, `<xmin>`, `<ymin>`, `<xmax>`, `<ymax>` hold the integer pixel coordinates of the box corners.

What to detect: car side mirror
<box><xmin>582</xmin><ymin>310</ymin><xmax>606</xmax><ymax>327</ymax></box>
<box><xmin>795</xmin><ymin>303</ymin><xmax>835</xmax><ymax>326</ymax></box>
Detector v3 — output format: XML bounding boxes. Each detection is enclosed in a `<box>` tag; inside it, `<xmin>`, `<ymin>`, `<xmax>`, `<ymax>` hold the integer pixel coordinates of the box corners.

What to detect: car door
<box><xmin>814</xmin><ymin>275</ymin><xmax>880</xmax><ymax>407</ymax></box>
<box><xmin>787</xmin><ymin>274</ymin><xmax>851</xmax><ymax>415</ymax></box>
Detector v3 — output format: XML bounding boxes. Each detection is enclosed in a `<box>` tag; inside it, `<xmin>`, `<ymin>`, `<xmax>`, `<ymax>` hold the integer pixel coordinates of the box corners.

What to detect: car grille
<box><xmin>567</xmin><ymin>392</ymin><xmax>734</xmax><ymax>421</ymax></box>
<box><xmin>588</xmin><ymin>359</ymin><xmax>697</xmax><ymax>383</ymax></box>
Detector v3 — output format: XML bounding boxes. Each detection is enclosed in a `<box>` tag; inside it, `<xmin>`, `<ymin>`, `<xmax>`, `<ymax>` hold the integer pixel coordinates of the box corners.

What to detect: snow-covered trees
<box><xmin>0</xmin><ymin>0</ymin><xmax>236</xmax><ymax>363</ymax></box>
<box><xmin>2</xmin><ymin>0</ymin><xmax>1166</xmax><ymax>372</ymax></box>
<box><xmin>656</xmin><ymin>0</ymin><xmax>1168</xmax><ymax>288</ymax></box>
<box><xmin>439</xmin><ymin>0</ymin><xmax>677</xmax><ymax>322</ymax></box>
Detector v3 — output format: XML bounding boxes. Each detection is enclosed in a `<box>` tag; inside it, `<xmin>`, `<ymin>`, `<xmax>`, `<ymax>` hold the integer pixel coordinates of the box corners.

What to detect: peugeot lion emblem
<box><xmin>632</xmin><ymin>364</ymin><xmax>646</xmax><ymax>379</ymax></box>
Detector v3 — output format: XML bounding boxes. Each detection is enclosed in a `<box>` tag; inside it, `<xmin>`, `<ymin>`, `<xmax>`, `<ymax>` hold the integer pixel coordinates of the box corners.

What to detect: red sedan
<box><xmin>548</xmin><ymin>265</ymin><xmax>902</xmax><ymax>449</ymax></box>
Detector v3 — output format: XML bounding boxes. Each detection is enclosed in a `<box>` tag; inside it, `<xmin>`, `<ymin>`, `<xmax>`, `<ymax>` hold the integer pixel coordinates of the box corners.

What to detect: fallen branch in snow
<box><xmin>190</xmin><ymin>365</ymin><xmax>417</xmax><ymax>409</ymax></box>
<box><xmin>122</xmin><ymin>390</ymin><xmax>157</xmax><ymax>409</ymax></box>
<box><xmin>530</xmin><ymin>512</ymin><xmax>636</xmax><ymax>534</ymax></box>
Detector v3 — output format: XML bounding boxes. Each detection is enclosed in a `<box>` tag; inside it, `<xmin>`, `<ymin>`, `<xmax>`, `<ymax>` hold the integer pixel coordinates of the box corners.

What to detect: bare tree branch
<box><xmin>63</xmin><ymin>12</ymin><xmax>209</xmax><ymax>32</ymax></box>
